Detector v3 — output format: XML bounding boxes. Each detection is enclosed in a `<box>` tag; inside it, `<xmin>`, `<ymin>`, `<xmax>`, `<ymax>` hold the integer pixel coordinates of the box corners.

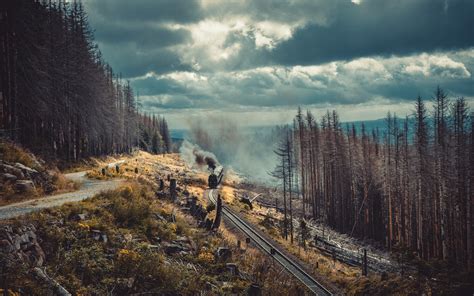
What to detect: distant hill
<box><xmin>171</xmin><ymin>117</ymin><xmax>416</xmax><ymax>142</ymax></box>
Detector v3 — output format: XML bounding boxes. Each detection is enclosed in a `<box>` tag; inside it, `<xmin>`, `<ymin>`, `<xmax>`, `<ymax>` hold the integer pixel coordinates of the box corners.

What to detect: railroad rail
<box><xmin>207</xmin><ymin>189</ymin><xmax>333</xmax><ymax>296</ymax></box>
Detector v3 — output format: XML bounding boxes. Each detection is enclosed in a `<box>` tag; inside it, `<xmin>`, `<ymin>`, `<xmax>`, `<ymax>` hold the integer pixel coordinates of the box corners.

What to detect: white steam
<box><xmin>185</xmin><ymin>116</ymin><xmax>279</xmax><ymax>183</ymax></box>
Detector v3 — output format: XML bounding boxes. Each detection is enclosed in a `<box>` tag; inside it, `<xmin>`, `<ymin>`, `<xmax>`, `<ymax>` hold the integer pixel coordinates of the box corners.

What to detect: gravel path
<box><xmin>0</xmin><ymin>172</ymin><xmax>123</xmax><ymax>220</ymax></box>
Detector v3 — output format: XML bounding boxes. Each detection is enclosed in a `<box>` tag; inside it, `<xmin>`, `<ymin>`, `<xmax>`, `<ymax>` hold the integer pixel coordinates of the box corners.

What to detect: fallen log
<box><xmin>32</xmin><ymin>267</ymin><xmax>71</xmax><ymax>296</ymax></box>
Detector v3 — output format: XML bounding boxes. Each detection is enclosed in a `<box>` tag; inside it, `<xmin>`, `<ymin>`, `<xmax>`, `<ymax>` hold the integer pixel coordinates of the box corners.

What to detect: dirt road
<box><xmin>0</xmin><ymin>172</ymin><xmax>123</xmax><ymax>220</ymax></box>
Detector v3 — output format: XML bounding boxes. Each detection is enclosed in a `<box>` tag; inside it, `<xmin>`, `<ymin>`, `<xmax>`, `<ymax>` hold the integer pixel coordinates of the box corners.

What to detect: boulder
<box><xmin>15</xmin><ymin>180</ymin><xmax>36</xmax><ymax>193</ymax></box>
<box><xmin>0</xmin><ymin>224</ymin><xmax>45</xmax><ymax>267</ymax></box>
<box><xmin>0</xmin><ymin>163</ymin><xmax>25</xmax><ymax>179</ymax></box>
<box><xmin>215</xmin><ymin>247</ymin><xmax>232</xmax><ymax>261</ymax></box>
<box><xmin>1</xmin><ymin>173</ymin><xmax>17</xmax><ymax>183</ymax></box>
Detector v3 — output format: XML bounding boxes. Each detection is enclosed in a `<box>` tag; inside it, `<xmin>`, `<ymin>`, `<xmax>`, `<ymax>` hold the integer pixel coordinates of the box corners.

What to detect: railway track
<box><xmin>207</xmin><ymin>189</ymin><xmax>333</xmax><ymax>296</ymax></box>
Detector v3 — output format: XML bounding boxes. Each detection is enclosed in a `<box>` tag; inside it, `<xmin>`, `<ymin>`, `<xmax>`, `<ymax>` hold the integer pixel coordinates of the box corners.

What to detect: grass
<box><xmin>0</xmin><ymin>140</ymin><xmax>40</xmax><ymax>170</ymax></box>
<box><xmin>0</xmin><ymin>182</ymin><xmax>257</xmax><ymax>295</ymax></box>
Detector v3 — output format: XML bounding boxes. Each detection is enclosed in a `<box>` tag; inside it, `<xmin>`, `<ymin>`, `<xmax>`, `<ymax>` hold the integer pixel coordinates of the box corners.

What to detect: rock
<box><xmin>163</xmin><ymin>242</ymin><xmax>185</xmax><ymax>255</ymax></box>
<box><xmin>215</xmin><ymin>247</ymin><xmax>232</xmax><ymax>261</ymax></box>
<box><xmin>91</xmin><ymin>230</ymin><xmax>108</xmax><ymax>243</ymax></box>
<box><xmin>72</xmin><ymin>213</ymin><xmax>87</xmax><ymax>221</ymax></box>
<box><xmin>0</xmin><ymin>239</ymin><xmax>13</xmax><ymax>252</ymax></box>
<box><xmin>1</xmin><ymin>163</ymin><xmax>25</xmax><ymax>179</ymax></box>
<box><xmin>15</xmin><ymin>162</ymin><xmax>39</xmax><ymax>176</ymax></box>
<box><xmin>147</xmin><ymin>244</ymin><xmax>160</xmax><ymax>250</ymax></box>
<box><xmin>91</xmin><ymin>230</ymin><xmax>101</xmax><ymax>241</ymax></box>
<box><xmin>30</xmin><ymin>244</ymin><xmax>45</xmax><ymax>266</ymax></box>
<box><xmin>0</xmin><ymin>224</ymin><xmax>45</xmax><ymax>267</ymax></box>
<box><xmin>1</xmin><ymin>173</ymin><xmax>17</xmax><ymax>183</ymax></box>
<box><xmin>15</xmin><ymin>180</ymin><xmax>36</xmax><ymax>193</ymax></box>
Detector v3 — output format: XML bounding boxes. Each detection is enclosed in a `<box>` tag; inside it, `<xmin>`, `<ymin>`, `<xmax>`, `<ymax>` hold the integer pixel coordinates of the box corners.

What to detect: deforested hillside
<box><xmin>0</xmin><ymin>0</ymin><xmax>171</xmax><ymax>161</ymax></box>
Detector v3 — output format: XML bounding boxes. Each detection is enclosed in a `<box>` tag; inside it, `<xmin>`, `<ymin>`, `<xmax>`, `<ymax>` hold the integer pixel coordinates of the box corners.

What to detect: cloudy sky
<box><xmin>84</xmin><ymin>0</ymin><xmax>474</xmax><ymax>128</ymax></box>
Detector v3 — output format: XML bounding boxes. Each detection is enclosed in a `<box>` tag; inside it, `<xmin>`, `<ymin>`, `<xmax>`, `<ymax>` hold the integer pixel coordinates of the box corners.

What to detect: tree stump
<box><xmin>170</xmin><ymin>178</ymin><xmax>177</xmax><ymax>200</ymax></box>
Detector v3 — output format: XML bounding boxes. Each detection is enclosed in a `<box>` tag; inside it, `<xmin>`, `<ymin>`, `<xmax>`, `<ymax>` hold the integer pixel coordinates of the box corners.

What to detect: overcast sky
<box><xmin>84</xmin><ymin>0</ymin><xmax>474</xmax><ymax>129</ymax></box>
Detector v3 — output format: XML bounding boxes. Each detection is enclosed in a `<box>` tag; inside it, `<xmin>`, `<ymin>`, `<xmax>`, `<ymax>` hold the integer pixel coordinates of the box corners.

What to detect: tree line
<box><xmin>273</xmin><ymin>87</ymin><xmax>473</xmax><ymax>270</ymax></box>
<box><xmin>0</xmin><ymin>0</ymin><xmax>171</xmax><ymax>161</ymax></box>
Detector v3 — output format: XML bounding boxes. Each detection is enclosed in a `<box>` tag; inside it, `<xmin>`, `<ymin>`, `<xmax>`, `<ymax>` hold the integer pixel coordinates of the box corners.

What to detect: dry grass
<box><xmin>0</xmin><ymin>140</ymin><xmax>39</xmax><ymax>170</ymax></box>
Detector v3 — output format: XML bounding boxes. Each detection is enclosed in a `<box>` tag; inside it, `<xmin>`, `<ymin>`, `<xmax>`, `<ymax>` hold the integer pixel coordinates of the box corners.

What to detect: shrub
<box><xmin>110</xmin><ymin>186</ymin><xmax>151</xmax><ymax>227</ymax></box>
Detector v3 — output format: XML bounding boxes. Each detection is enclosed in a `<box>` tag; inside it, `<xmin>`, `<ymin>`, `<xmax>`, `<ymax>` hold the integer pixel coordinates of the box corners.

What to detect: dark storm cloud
<box><xmin>93</xmin><ymin>21</ymin><xmax>191</xmax><ymax>49</ymax></box>
<box><xmin>269</xmin><ymin>0</ymin><xmax>474</xmax><ymax>66</ymax></box>
<box><xmin>87</xmin><ymin>0</ymin><xmax>203</xmax><ymax>24</ymax></box>
<box><xmin>99</xmin><ymin>43</ymin><xmax>192</xmax><ymax>77</ymax></box>
<box><xmin>85</xmin><ymin>0</ymin><xmax>200</xmax><ymax>77</ymax></box>
<box><xmin>83</xmin><ymin>0</ymin><xmax>474</xmax><ymax>123</ymax></box>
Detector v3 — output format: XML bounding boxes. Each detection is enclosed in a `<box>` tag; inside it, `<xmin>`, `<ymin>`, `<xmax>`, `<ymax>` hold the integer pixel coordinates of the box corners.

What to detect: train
<box><xmin>208</xmin><ymin>166</ymin><xmax>224</xmax><ymax>189</ymax></box>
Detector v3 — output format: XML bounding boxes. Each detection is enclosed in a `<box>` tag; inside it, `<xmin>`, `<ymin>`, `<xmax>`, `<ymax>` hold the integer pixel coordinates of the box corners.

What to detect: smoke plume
<box><xmin>185</xmin><ymin>116</ymin><xmax>279</xmax><ymax>183</ymax></box>
<box><xmin>180</xmin><ymin>140</ymin><xmax>219</xmax><ymax>171</ymax></box>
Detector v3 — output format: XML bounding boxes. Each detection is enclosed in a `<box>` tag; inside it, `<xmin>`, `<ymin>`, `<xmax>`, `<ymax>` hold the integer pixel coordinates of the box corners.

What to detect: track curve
<box><xmin>207</xmin><ymin>189</ymin><xmax>333</xmax><ymax>296</ymax></box>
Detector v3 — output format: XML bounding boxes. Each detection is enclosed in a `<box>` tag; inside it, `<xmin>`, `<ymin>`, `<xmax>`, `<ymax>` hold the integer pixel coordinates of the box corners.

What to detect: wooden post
<box><xmin>362</xmin><ymin>248</ymin><xmax>368</xmax><ymax>276</ymax></box>
<box><xmin>212</xmin><ymin>194</ymin><xmax>222</xmax><ymax>230</ymax></box>
<box><xmin>159</xmin><ymin>179</ymin><xmax>164</xmax><ymax>191</ymax></box>
<box><xmin>170</xmin><ymin>179</ymin><xmax>177</xmax><ymax>200</ymax></box>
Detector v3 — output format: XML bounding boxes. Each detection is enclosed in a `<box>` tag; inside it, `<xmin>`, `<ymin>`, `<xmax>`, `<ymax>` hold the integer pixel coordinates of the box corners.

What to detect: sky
<box><xmin>84</xmin><ymin>0</ymin><xmax>474</xmax><ymax>129</ymax></box>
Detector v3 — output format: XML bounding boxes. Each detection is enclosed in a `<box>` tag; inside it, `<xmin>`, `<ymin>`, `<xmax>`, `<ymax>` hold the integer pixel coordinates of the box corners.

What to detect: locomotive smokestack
<box><xmin>206</xmin><ymin>157</ymin><xmax>216</xmax><ymax>171</ymax></box>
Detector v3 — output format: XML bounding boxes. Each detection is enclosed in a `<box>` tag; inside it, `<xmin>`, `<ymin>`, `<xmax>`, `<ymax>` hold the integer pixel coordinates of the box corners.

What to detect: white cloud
<box><xmin>342</xmin><ymin>58</ymin><xmax>393</xmax><ymax>81</ymax></box>
<box><xmin>402</xmin><ymin>54</ymin><xmax>471</xmax><ymax>78</ymax></box>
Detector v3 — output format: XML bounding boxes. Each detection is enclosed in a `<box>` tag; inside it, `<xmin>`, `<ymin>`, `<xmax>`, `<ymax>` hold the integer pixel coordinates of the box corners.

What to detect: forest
<box><xmin>273</xmin><ymin>88</ymin><xmax>473</xmax><ymax>270</ymax></box>
<box><xmin>0</xmin><ymin>0</ymin><xmax>171</xmax><ymax>161</ymax></box>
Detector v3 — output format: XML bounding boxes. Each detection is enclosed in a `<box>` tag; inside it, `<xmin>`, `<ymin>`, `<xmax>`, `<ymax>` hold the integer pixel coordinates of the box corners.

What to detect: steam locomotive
<box><xmin>208</xmin><ymin>166</ymin><xmax>224</xmax><ymax>189</ymax></box>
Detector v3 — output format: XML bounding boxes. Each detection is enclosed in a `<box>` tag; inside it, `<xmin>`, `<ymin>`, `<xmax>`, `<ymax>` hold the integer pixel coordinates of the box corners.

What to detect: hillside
<box><xmin>2</xmin><ymin>150</ymin><xmax>471</xmax><ymax>295</ymax></box>
<box><xmin>0</xmin><ymin>152</ymin><xmax>308</xmax><ymax>295</ymax></box>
